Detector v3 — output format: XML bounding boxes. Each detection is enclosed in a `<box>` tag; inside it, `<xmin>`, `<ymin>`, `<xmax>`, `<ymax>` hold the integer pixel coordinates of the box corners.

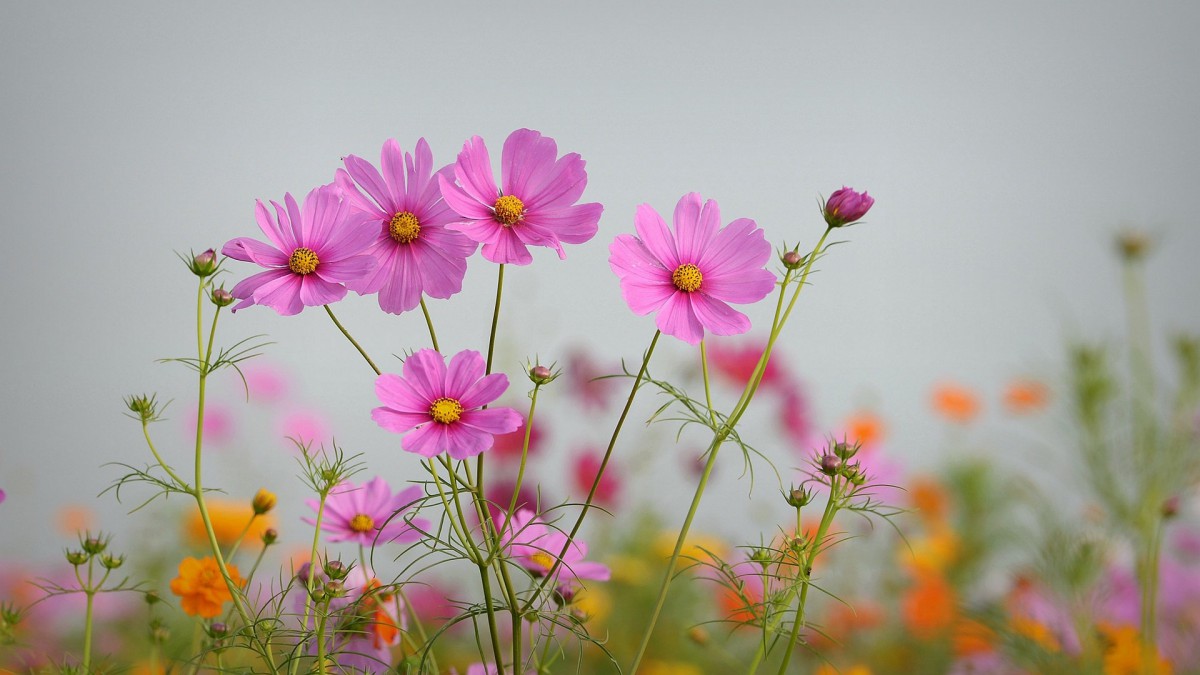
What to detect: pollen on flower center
<box><xmin>671</xmin><ymin>263</ymin><xmax>703</xmax><ymax>292</ymax></box>
<box><xmin>349</xmin><ymin>514</ymin><xmax>375</xmax><ymax>533</ymax></box>
<box><xmin>493</xmin><ymin>195</ymin><xmax>525</xmax><ymax>226</ymax></box>
<box><xmin>529</xmin><ymin>552</ymin><xmax>556</xmax><ymax>573</ymax></box>
<box><xmin>429</xmin><ymin>397</ymin><xmax>464</xmax><ymax>424</ymax></box>
<box><xmin>389</xmin><ymin>211</ymin><xmax>421</xmax><ymax>243</ymax></box>
<box><xmin>288</xmin><ymin>247</ymin><xmax>319</xmax><ymax>275</ymax></box>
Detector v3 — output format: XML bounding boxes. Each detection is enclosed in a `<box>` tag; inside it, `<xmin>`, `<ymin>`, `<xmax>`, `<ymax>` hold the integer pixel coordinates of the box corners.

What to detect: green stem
<box><xmin>426</xmin><ymin>459</ymin><xmax>478</xmax><ymax>565</ymax></box>
<box><xmin>777</xmin><ymin>481</ymin><xmax>842</xmax><ymax>675</ymax></box>
<box><xmin>486</xmin><ymin>264</ymin><xmax>505</xmax><ymax>374</ymax></box>
<box><xmin>700</xmin><ymin>340</ymin><xmax>717</xmax><ymax>427</ymax></box>
<box><xmin>1140</xmin><ymin>517</ymin><xmax>1165</xmax><ymax>674</ymax></box>
<box><xmin>419</xmin><ymin>297</ymin><xmax>440</xmax><ymax>352</ymax></box>
<box><xmin>630</xmin><ymin>228</ymin><xmax>833</xmax><ymax>674</ymax></box>
<box><xmin>81</xmin><ymin>558</ymin><xmax>95</xmax><ymax>672</ymax></box>
<box><xmin>325</xmin><ymin>304</ymin><xmax>381</xmax><ymax>376</ymax></box>
<box><xmin>224</xmin><ymin>513</ymin><xmax>259</xmax><ymax>561</ymax></box>
<box><xmin>292</xmin><ymin>492</ymin><xmax>328</xmax><ymax>675</ymax></box>
<box><xmin>522</xmin><ymin>330</ymin><xmax>661</xmax><ymax>612</ymax></box>
<box><xmin>315</xmin><ymin>605</ymin><xmax>329</xmax><ymax>675</ymax></box>
<box><xmin>506</xmin><ymin>384</ymin><xmax>542</xmax><ymax>521</ymax></box>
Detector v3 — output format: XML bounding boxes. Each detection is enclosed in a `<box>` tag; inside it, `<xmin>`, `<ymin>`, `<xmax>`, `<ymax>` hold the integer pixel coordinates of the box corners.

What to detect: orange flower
<box><xmin>718</xmin><ymin>582</ymin><xmax>761</xmax><ymax>625</ymax></box>
<box><xmin>169</xmin><ymin>556</ymin><xmax>244</xmax><ymax>618</ymax></box>
<box><xmin>1004</xmin><ymin>378</ymin><xmax>1049</xmax><ymax>414</ymax></box>
<box><xmin>932</xmin><ymin>383</ymin><xmax>980</xmax><ymax>423</ymax></box>
<box><xmin>909</xmin><ymin>477</ymin><xmax>950</xmax><ymax>525</ymax></box>
<box><xmin>815</xmin><ymin>665</ymin><xmax>871</xmax><ymax>675</ymax></box>
<box><xmin>953</xmin><ymin>618</ymin><xmax>995</xmax><ymax>657</ymax></box>
<box><xmin>1099</xmin><ymin>623</ymin><xmax>1172</xmax><ymax>675</ymax></box>
<box><xmin>843</xmin><ymin>410</ymin><xmax>884</xmax><ymax>446</ymax></box>
<box><xmin>184</xmin><ymin>499</ymin><xmax>273</xmax><ymax>548</ymax></box>
<box><xmin>902</xmin><ymin>569</ymin><xmax>956</xmax><ymax>638</ymax></box>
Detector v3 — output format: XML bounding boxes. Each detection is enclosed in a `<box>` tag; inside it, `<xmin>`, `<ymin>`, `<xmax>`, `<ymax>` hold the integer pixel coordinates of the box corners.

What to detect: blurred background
<box><xmin>1</xmin><ymin>0</ymin><xmax>1198</xmax><ymax>581</ymax></box>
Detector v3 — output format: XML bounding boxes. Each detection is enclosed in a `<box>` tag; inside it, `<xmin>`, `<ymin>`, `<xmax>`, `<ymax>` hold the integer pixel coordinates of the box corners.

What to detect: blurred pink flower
<box><xmin>372</xmin><ymin>349</ymin><xmax>522</xmax><ymax>460</ymax></box>
<box><xmin>278</xmin><ymin>408</ymin><xmax>328</xmax><ymax>450</ymax></box>
<box><xmin>303</xmin><ymin>476</ymin><xmax>427</xmax><ymax>547</ymax></box>
<box><xmin>439</xmin><ymin>128</ymin><xmax>602</xmax><ymax>265</ymax></box>
<box><xmin>707</xmin><ymin>337</ymin><xmax>785</xmax><ymax>390</ymax></box>
<box><xmin>336</xmin><ymin>138</ymin><xmax>478</xmax><ymax>314</ymax></box>
<box><xmin>489</xmin><ymin>416</ymin><xmax>545</xmax><ymax>463</ymax></box>
<box><xmin>243</xmin><ymin>363</ymin><xmax>289</xmax><ymax>403</ymax></box>
<box><xmin>609</xmin><ymin>193</ymin><xmax>776</xmax><ymax>345</ymax></box>
<box><xmin>571</xmin><ymin>448</ymin><xmax>621</xmax><ymax>507</ymax></box>
<box><xmin>501</xmin><ymin>509</ymin><xmax>610</xmax><ymax>591</ymax></box>
<box><xmin>779</xmin><ymin>385</ymin><xmax>815</xmax><ymax>447</ymax></box>
<box><xmin>822</xmin><ymin>186</ymin><xmax>874</xmax><ymax>228</ymax></box>
<box><xmin>565</xmin><ymin>348</ymin><xmax>617</xmax><ymax>412</ymax></box>
<box><xmin>222</xmin><ymin>184</ymin><xmax>377</xmax><ymax>315</ymax></box>
<box><xmin>185</xmin><ymin>403</ymin><xmax>236</xmax><ymax>448</ymax></box>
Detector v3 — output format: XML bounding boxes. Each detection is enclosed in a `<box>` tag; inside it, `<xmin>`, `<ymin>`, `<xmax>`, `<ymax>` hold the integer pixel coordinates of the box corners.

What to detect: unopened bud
<box><xmin>786</xmin><ymin>486</ymin><xmax>812</xmax><ymax>508</ymax></box>
<box><xmin>211</xmin><ymin>287</ymin><xmax>235</xmax><ymax>307</ymax></box>
<box><xmin>324</xmin><ymin>560</ymin><xmax>348</xmax><ymax>581</ymax></box>
<box><xmin>100</xmin><ymin>554</ymin><xmax>125</xmax><ymax>570</ymax></box>
<box><xmin>833</xmin><ymin>441</ymin><xmax>858</xmax><ymax>460</ymax></box>
<box><xmin>66</xmin><ymin>550</ymin><xmax>88</xmax><ymax>566</ymax></box>
<box><xmin>819</xmin><ymin>454</ymin><xmax>841</xmax><ymax>476</ymax></box>
<box><xmin>190</xmin><ymin>249</ymin><xmax>219</xmax><ymax>277</ymax></box>
<box><xmin>530</xmin><ymin>365</ymin><xmax>554</xmax><ymax>385</ymax></box>
<box><xmin>81</xmin><ymin>537</ymin><xmax>107</xmax><ymax>555</ymax></box>
<box><xmin>1163</xmin><ymin>496</ymin><xmax>1181</xmax><ymax>519</ymax></box>
<box><xmin>252</xmin><ymin>488</ymin><xmax>276</xmax><ymax>515</ymax></box>
<box><xmin>781</xmin><ymin>250</ymin><xmax>804</xmax><ymax>269</ymax></box>
<box><xmin>149</xmin><ymin>619</ymin><xmax>170</xmax><ymax>644</ymax></box>
<box><xmin>262</xmin><ymin>528</ymin><xmax>279</xmax><ymax>546</ymax></box>
<box><xmin>749</xmin><ymin>546</ymin><xmax>773</xmax><ymax>566</ymax></box>
<box><xmin>208</xmin><ymin>622</ymin><xmax>228</xmax><ymax>638</ymax></box>
<box><xmin>144</xmin><ymin>590</ymin><xmax>160</xmax><ymax>605</ymax></box>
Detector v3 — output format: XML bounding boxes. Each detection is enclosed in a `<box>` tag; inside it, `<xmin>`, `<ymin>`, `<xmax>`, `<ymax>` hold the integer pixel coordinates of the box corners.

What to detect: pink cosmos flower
<box><xmin>372</xmin><ymin>349</ymin><xmax>522</xmax><ymax>460</ymax></box>
<box><xmin>501</xmin><ymin>509</ymin><xmax>609</xmax><ymax>591</ymax></box>
<box><xmin>438</xmin><ymin>129</ymin><xmax>602</xmax><ymax>265</ymax></box>
<box><xmin>707</xmin><ymin>337</ymin><xmax>786</xmax><ymax>390</ymax></box>
<box><xmin>222</xmin><ymin>184</ymin><xmax>377</xmax><ymax>315</ymax></box>
<box><xmin>335</xmin><ymin>138</ymin><xmax>478</xmax><ymax>314</ymax></box>
<box><xmin>571</xmin><ymin>448</ymin><xmax>621</xmax><ymax>507</ymax></box>
<box><xmin>565</xmin><ymin>348</ymin><xmax>617</xmax><ymax>412</ymax></box>
<box><xmin>822</xmin><ymin>186</ymin><xmax>874</xmax><ymax>227</ymax></box>
<box><xmin>303</xmin><ymin>476</ymin><xmax>428</xmax><ymax>546</ymax></box>
<box><xmin>278</xmin><ymin>408</ymin><xmax>329</xmax><ymax>450</ymax></box>
<box><xmin>609</xmin><ymin>193</ymin><xmax>776</xmax><ymax>345</ymax></box>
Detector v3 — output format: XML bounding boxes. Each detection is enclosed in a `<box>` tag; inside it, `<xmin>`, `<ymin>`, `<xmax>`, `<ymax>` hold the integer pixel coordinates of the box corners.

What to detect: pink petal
<box><xmin>459</xmin><ymin>407</ymin><xmax>522</xmax><ymax>435</ymax></box>
<box><xmin>317</xmin><ymin>212</ymin><xmax>377</xmax><ymax>262</ymax></box>
<box><xmin>255</xmin><ymin>200</ymin><xmax>294</xmax><ymax>251</ymax></box>
<box><xmin>524</xmin><ymin>202</ymin><xmax>602</xmax><ymax>245</ymax></box>
<box><xmin>283</xmin><ymin>194</ymin><xmax>305</xmax><ymax>247</ymax></box>
<box><xmin>302</xmin><ymin>184</ymin><xmax>342</xmax><ymax>246</ymax></box>
<box><xmin>438</xmin><ymin>175</ymin><xmax>494</xmax><ymax>220</ymax></box>
<box><xmin>375</xmin><ymin>373</ymin><xmax>430</xmax><ymax>412</ymax></box>
<box><xmin>443</xmin><ymin>424</ymin><xmax>495</xmax><ymax>460</ymax></box>
<box><xmin>568</xmin><ymin>561</ymin><xmax>611</xmax><ymax>582</ymax></box>
<box><xmin>401</xmin><ymin>422</ymin><xmax>452</xmax><ymax>458</ymax></box>
<box><xmin>380</xmin><ymin>139</ymin><xmax>407</xmax><ymax>207</ymax></box>
<box><xmin>412</xmin><ymin>228</ymin><xmax>474</xmax><ymax>299</ymax></box>
<box><xmin>702</xmin><ymin>268</ymin><xmax>776</xmax><ymax>304</ymax></box>
<box><xmin>335</xmin><ymin>168</ymin><xmax>388</xmax><ymax>217</ymax></box>
<box><xmin>406</xmin><ymin>138</ymin><xmax>435</xmax><ymax>209</ymax></box>
<box><xmin>377</xmin><ymin>246</ymin><xmax>423</xmax><ymax>314</ymax></box>
<box><xmin>372</xmin><ymin>406</ymin><xmax>430</xmax><ymax>434</ymax></box>
<box><xmin>344</xmin><ymin>154</ymin><xmax>397</xmax><ymax>214</ymax></box>
<box><xmin>298</xmin><ymin>275</ymin><xmax>347</xmax><ymax>307</ymax></box>
<box><xmin>698</xmin><ymin>217</ymin><xmax>772</xmax><ymax>278</ymax></box>
<box><xmin>480</xmin><ymin>227</ymin><xmax>533</xmax><ymax>265</ymax></box>
<box><xmin>689</xmin><ymin>293</ymin><xmax>752</xmax><ymax>336</ymax></box>
<box><xmin>444</xmin><ymin>350</ymin><xmax>486</xmax><ymax>399</ymax></box>
<box><xmin>633</xmin><ymin>203</ymin><xmax>679</xmax><ymax>268</ymax></box>
<box><xmin>256</xmin><ymin>274</ymin><xmax>306</xmax><ymax>316</ymax></box>
<box><xmin>677</xmin><ymin>196</ymin><xmax>719</xmax><ymax>263</ymax></box>
<box><xmin>402</xmin><ymin>349</ymin><xmax>447</xmax><ymax>401</ymax></box>
<box><xmin>501</xmin><ymin>129</ymin><xmax>557</xmax><ymax>199</ymax></box>
<box><xmin>454</xmin><ymin>136</ymin><xmax>499</xmax><ymax>206</ymax></box>
<box><xmin>522</xmin><ymin>153</ymin><xmax>587</xmax><ymax>212</ymax></box>
<box><xmin>656</xmin><ymin>292</ymin><xmax>704</xmax><ymax>344</ymax></box>
<box><xmin>223</xmin><ymin>237</ymin><xmax>287</xmax><ymax>267</ymax></box>
<box><xmin>316</xmin><ymin>254</ymin><xmax>376</xmax><ymax>285</ymax></box>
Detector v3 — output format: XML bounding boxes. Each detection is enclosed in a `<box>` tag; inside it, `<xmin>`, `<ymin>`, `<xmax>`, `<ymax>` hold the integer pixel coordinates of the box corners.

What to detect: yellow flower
<box><xmin>641</xmin><ymin>661</ymin><xmax>703</xmax><ymax>675</ymax></box>
<box><xmin>1100</xmin><ymin>623</ymin><xmax>1172</xmax><ymax>675</ymax></box>
<box><xmin>653</xmin><ymin>531</ymin><xmax>727</xmax><ymax>562</ymax></box>
<box><xmin>251</xmin><ymin>488</ymin><xmax>277</xmax><ymax>515</ymax></box>
<box><xmin>169</xmin><ymin>556</ymin><xmax>244</xmax><ymax>618</ymax></box>
<box><xmin>185</xmin><ymin>498</ymin><xmax>272</xmax><ymax>547</ymax></box>
<box><xmin>815</xmin><ymin>665</ymin><xmax>872</xmax><ymax>675</ymax></box>
<box><xmin>572</xmin><ymin>585</ymin><xmax>612</xmax><ymax>626</ymax></box>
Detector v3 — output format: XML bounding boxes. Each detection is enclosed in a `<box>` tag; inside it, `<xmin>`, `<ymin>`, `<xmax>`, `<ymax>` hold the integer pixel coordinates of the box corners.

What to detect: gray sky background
<box><xmin>2</xmin><ymin>1</ymin><xmax>1199</xmax><ymax>561</ymax></box>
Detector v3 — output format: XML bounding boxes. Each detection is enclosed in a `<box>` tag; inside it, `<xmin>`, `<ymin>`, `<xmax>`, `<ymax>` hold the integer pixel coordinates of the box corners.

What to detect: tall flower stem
<box><xmin>325</xmin><ymin>305</ymin><xmax>380</xmax><ymax>375</ymax></box>
<box><xmin>291</xmin><ymin>490</ymin><xmax>330</xmax><ymax>675</ymax></box>
<box><xmin>485</xmin><ymin>264</ymin><xmax>505</xmax><ymax>374</ymax></box>
<box><xmin>630</xmin><ymin>228</ymin><xmax>833</xmax><ymax>674</ymax></box>
<box><xmin>521</xmin><ymin>330</ymin><xmax>661</xmax><ymax>611</ymax></box>
<box><xmin>776</xmin><ymin>479</ymin><xmax>842</xmax><ymax>675</ymax></box>
<box><xmin>419</xmin><ymin>297</ymin><xmax>440</xmax><ymax>352</ymax></box>
<box><xmin>505</xmin><ymin>384</ymin><xmax>543</xmax><ymax>521</ymax></box>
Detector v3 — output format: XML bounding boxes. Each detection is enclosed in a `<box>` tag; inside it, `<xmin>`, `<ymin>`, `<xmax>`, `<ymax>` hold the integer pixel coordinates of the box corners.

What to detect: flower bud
<box><xmin>262</xmin><ymin>528</ymin><xmax>279</xmax><ymax>546</ymax></box>
<box><xmin>100</xmin><ymin>554</ymin><xmax>125</xmax><ymax>570</ymax></box>
<box><xmin>251</xmin><ymin>488</ymin><xmax>277</xmax><ymax>515</ymax></box>
<box><xmin>749</xmin><ymin>546</ymin><xmax>773</xmax><ymax>566</ymax></box>
<box><xmin>296</xmin><ymin>562</ymin><xmax>312</xmax><ymax>585</ymax></box>
<box><xmin>125</xmin><ymin>394</ymin><xmax>160</xmax><ymax>423</ymax></box>
<box><xmin>822</xmin><ymin>187</ymin><xmax>874</xmax><ymax>228</ymax></box>
<box><xmin>530</xmin><ymin>365</ymin><xmax>555</xmax><ymax>385</ymax></box>
<box><xmin>211</xmin><ymin>287</ymin><xmax>235</xmax><ymax>307</ymax></box>
<box><xmin>190</xmin><ymin>248</ymin><xmax>219</xmax><ymax>277</ymax></box>
<box><xmin>324</xmin><ymin>559</ymin><xmax>348</xmax><ymax>581</ymax></box>
<box><xmin>781</xmin><ymin>250</ymin><xmax>804</xmax><ymax>269</ymax></box>
<box><xmin>81</xmin><ymin>536</ymin><xmax>107</xmax><ymax>555</ymax></box>
<box><xmin>819</xmin><ymin>454</ymin><xmax>841</xmax><ymax>476</ymax></box>
<box><xmin>144</xmin><ymin>590</ymin><xmax>160</xmax><ymax>605</ymax></box>
<box><xmin>1163</xmin><ymin>496</ymin><xmax>1181</xmax><ymax>519</ymax></box>
<box><xmin>785</xmin><ymin>486</ymin><xmax>812</xmax><ymax>508</ymax></box>
<box><xmin>66</xmin><ymin>550</ymin><xmax>88</xmax><ymax>566</ymax></box>
<box><xmin>833</xmin><ymin>441</ymin><xmax>859</xmax><ymax>460</ymax></box>
<box><xmin>324</xmin><ymin>580</ymin><xmax>345</xmax><ymax>599</ymax></box>
<box><xmin>1116</xmin><ymin>230</ymin><xmax>1150</xmax><ymax>261</ymax></box>
<box><xmin>208</xmin><ymin>622</ymin><xmax>228</xmax><ymax>638</ymax></box>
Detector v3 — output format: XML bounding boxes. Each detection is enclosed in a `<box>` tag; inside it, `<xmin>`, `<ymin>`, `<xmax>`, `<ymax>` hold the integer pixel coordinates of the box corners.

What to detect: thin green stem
<box><xmin>427</xmin><ymin>459</ymin><xmax>478</xmax><ymax>565</ymax></box>
<box><xmin>325</xmin><ymin>304</ymin><xmax>381</xmax><ymax>376</ymax></box>
<box><xmin>630</xmin><ymin>229</ymin><xmax>833</xmax><ymax>674</ymax></box>
<box><xmin>224</xmin><ymin>513</ymin><xmax>259</xmax><ymax>561</ymax></box>
<box><xmin>141</xmin><ymin>421</ymin><xmax>188</xmax><ymax>490</ymax></box>
<box><xmin>486</xmin><ymin>264</ymin><xmax>505</xmax><ymax>374</ymax></box>
<box><xmin>777</xmin><ymin>480</ymin><xmax>842</xmax><ymax>675</ymax></box>
<box><xmin>699</xmin><ymin>340</ymin><xmax>717</xmax><ymax>427</ymax></box>
<box><xmin>419</xmin><ymin>297</ymin><xmax>440</xmax><ymax>352</ymax></box>
<box><xmin>315</xmin><ymin>605</ymin><xmax>329</xmax><ymax>675</ymax></box>
<box><xmin>292</xmin><ymin>493</ymin><xmax>328</xmax><ymax>675</ymax></box>
<box><xmin>522</xmin><ymin>330</ymin><xmax>661</xmax><ymax>612</ymax></box>
<box><xmin>1141</xmin><ymin>517</ymin><xmax>1165</xmax><ymax>674</ymax></box>
<box><xmin>81</xmin><ymin>558</ymin><xmax>95</xmax><ymax>672</ymax></box>
<box><xmin>506</xmin><ymin>385</ymin><xmax>542</xmax><ymax>521</ymax></box>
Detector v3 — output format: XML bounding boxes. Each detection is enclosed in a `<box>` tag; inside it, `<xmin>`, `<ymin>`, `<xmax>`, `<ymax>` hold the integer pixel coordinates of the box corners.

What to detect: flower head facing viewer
<box><xmin>170</xmin><ymin>556</ymin><xmax>244</xmax><ymax>619</ymax></box>
<box><xmin>222</xmin><ymin>184</ymin><xmax>377</xmax><ymax>315</ymax></box>
<box><xmin>372</xmin><ymin>349</ymin><xmax>522</xmax><ymax>459</ymax></box>
<box><xmin>336</xmin><ymin>138</ymin><xmax>478</xmax><ymax>314</ymax></box>
<box><xmin>609</xmin><ymin>192</ymin><xmax>776</xmax><ymax>345</ymax></box>
<box><xmin>439</xmin><ymin>128</ymin><xmax>603</xmax><ymax>265</ymax></box>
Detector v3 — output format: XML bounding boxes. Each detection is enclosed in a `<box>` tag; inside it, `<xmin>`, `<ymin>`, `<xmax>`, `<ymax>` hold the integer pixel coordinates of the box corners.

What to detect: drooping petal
<box><xmin>298</xmin><ymin>275</ymin><xmax>347</xmax><ymax>307</ymax></box>
<box><xmin>222</xmin><ymin>237</ymin><xmax>287</xmax><ymax>267</ymax></box>
<box><xmin>458</xmin><ymin>407</ymin><xmax>523</xmax><ymax>437</ymax></box>
<box><xmin>229</xmin><ymin>267</ymin><xmax>291</xmax><ymax>301</ymax></box>
<box><xmin>655</xmin><ymin>291</ymin><xmax>704</xmax><ymax>345</ymax></box>
<box><xmin>689</xmin><ymin>293</ymin><xmax>752</xmax><ymax>336</ymax></box>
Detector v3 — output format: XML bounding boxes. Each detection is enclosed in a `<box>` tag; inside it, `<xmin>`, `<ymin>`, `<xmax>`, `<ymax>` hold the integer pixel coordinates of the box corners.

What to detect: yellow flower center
<box><xmin>493</xmin><ymin>195</ymin><xmax>525</xmax><ymax>226</ymax></box>
<box><xmin>529</xmin><ymin>552</ymin><xmax>556</xmax><ymax>573</ymax></box>
<box><xmin>671</xmin><ymin>263</ymin><xmax>703</xmax><ymax>292</ymax></box>
<box><xmin>429</xmin><ymin>397</ymin><xmax>464</xmax><ymax>424</ymax></box>
<box><xmin>389</xmin><ymin>211</ymin><xmax>421</xmax><ymax>243</ymax></box>
<box><xmin>349</xmin><ymin>514</ymin><xmax>375</xmax><ymax>533</ymax></box>
<box><xmin>288</xmin><ymin>247</ymin><xmax>319</xmax><ymax>275</ymax></box>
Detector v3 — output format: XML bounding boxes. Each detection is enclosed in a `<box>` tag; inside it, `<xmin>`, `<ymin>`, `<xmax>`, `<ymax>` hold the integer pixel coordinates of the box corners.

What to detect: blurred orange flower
<box><xmin>1004</xmin><ymin>378</ymin><xmax>1049</xmax><ymax>414</ymax></box>
<box><xmin>843</xmin><ymin>410</ymin><xmax>884</xmax><ymax>446</ymax></box>
<box><xmin>815</xmin><ymin>665</ymin><xmax>872</xmax><ymax>675</ymax></box>
<box><xmin>169</xmin><ymin>556</ymin><xmax>243</xmax><ymax>618</ymax></box>
<box><xmin>953</xmin><ymin>618</ymin><xmax>996</xmax><ymax>656</ymax></box>
<box><xmin>184</xmin><ymin>498</ymin><xmax>273</xmax><ymax>548</ymax></box>
<box><xmin>909</xmin><ymin>477</ymin><xmax>951</xmax><ymax>525</ymax></box>
<box><xmin>902</xmin><ymin>569</ymin><xmax>956</xmax><ymax>638</ymax></box>
<box><xmin>1099</xmin><ymin>623</ymin><xmax>1172</xmax><ymax>675</ymax></box>
<box><xmin>932</xmin><ymin>383</ymin><xmax>981</xmax><ymax>423</ymax></box>
<box><xmin>57</xmin><ymin>505</ymin><xmax>95</xmax><ymax>535</ymax></box>
<box><xmin>718</xmin><ymin>582</ymin><xmax>761</xmax><ymax>625</ymax></box>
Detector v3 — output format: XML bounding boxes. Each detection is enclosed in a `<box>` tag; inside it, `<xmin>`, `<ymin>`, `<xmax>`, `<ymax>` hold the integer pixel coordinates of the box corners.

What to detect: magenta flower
<box><xmin>822</xmin><ymin>186</ymin><xmax>874</xmax><ymax>227</ymax></box>
<box><xmin>501</xmin><ymin>509</ymin><xmax>609</xmax><ymax>591</ymax></box>
<box><xmin>222</xmin><ymin>185</ymin><xmax>377</xmax><ymax>315</ymax></box>
<box><xmin>372</xmin><ymin>349</ymin><xmax>522</xmax><ymax>460</ymax></box>
<box><xmin>609</xmin><ymin>193</ymin><xmax>776</xmax><ymax>345</ymax></box>
<box><xmin>303</xmin><ymin>476</ymin><xmax>428</xmax><ymax>546</ymax></box>
<box><xmin>438</xmin><ymin>128</ymin><xmax>602</xmax><ymax>265</ymax></box>
<box><xmin>335</xmin><ymin>138</ymin><xmax>478</xmax><ymax>314</ymax></box>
